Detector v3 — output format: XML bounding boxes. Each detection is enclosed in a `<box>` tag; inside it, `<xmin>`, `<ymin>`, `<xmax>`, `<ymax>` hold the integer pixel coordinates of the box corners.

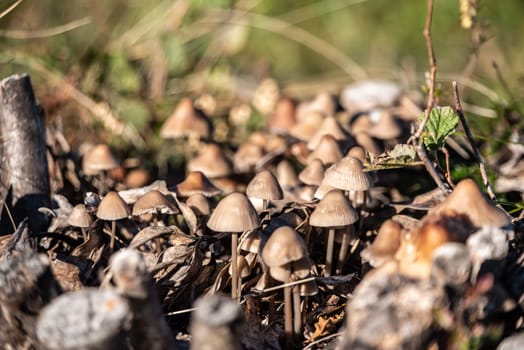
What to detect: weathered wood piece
<box><xmin>0</xmin><ymin>74</ymin><xmax>50</xmax><ymax>233</ymax></box>
<box><xmin>36</xmin><ymin>288</ymin><xmax>130</xmax><ymax>350</ymax></box>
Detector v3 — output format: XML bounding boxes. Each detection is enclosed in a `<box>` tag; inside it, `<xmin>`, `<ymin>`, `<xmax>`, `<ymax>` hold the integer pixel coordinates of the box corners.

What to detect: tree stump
<box><xmin>0</xmin><ymin>74</ymin><xmax>50</xmax><ymax>233</ymax></box>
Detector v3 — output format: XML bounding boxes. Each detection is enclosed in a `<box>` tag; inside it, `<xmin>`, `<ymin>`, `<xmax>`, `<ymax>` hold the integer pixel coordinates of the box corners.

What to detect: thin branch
<box><xmin>0</xmin><ymin>0</ymin><xmax>23</xmax><ymax>20</ymax></box>
<box><xmin>452</xmin><ymin>81</ymin><xmax>496</xmax><ymax>201</ymax></box>
<box><xmin>0</xmin><ymin>17</ymin><xmax>91</xmax><ymax>39</ymax></box>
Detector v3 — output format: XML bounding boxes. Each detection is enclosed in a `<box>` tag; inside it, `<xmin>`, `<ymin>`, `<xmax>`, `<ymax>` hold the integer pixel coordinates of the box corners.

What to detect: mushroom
<box><xmin>132</xmin><ymin>190</ymin><xmax>178</xmax><ymax>226</ymax></box>
<box><xmin>268</xmin><ymin>96</ymin><xmax>296</xmax><ymax>134</ymax></box>
<box><xmin>360</xmin><ymin>219</ymin><xmax>402</xmax><ymax>268</ymax></box>
<box><xmin>207</xmin><ymin>192</ymin><xmax>260</xmax><ymax>298</ymax></box>
<box><xmin>429</xmin><ymin>178</ymin><xmax>512</xmax><ymax>228</ymax></box>
<box><xmin>173</xmin><ymin>171</ymin><xmax>222</xmax><ymax>198</ymax></box>
<box><xmin>96</xmin><ymin>191</ymin><xmax>130</xmax><ymax>252</ymax></box>
<box><xmin>160</xmin><ymin>97</ymin><xmax>213</xmax><ymax>141</ymax></box>
<box><xmin>185</xmin><ymin>193</ymin><xmax>213</xmax><ymax>217</ymax></box>
<box><xmin>289</xmin><ymin>111</ymin><xmax>324</xmax><ymax>141</ymax></box>
<box><xmin>261</xmin><ymin>225</ymin><xmax>310</xmax><ymax>347</ymax></box>
<box><xmin>82</xmin><ymin>143</ymin><xmax>119</xmax><ymax>194</ymax></box>
<box><xmin>310</xmin><ymin>190</ymin><xmax>358</xmax><ymax>276</ymax></box>
<box><xmin>307</xmin><ymin>134</ymin><xmax>343</xmax><ymax>166</ymax></box>
<box><xmin>367</xmin><ymin>109</ymin><xmax>403</xmax><ymax>140</ymax></box>
<box><xmin>67</xmin><ymin>204</ymin><xmax>94</xmax><ymax>241</ymax></box>
<box><xmin>188</xmin><ymin>143</ymin><xmax>233</xmax><ymax>179</ymax></box>
<box><xmin>276</xmin><ymin>159</ymin><xmax>300</xmax><ymax>191</ymax></box>
<box><xmin>233</xmin><ymin>141</ymin><xmax>265</xmax><ymax>174</ymax></box>
<box><xmin>298</xmin><ymin>158</ymin><xmax>325</xmax><ymax>187</ymax></box>
<box><xmin>307</xmin><ymin>115</ymin><xmax>351</xmax><ymax>150</ymax></box>
<box><xmin>246</xmin><ymin>170</ymin><xmax>283</xmax><ymax>211</ymax></box>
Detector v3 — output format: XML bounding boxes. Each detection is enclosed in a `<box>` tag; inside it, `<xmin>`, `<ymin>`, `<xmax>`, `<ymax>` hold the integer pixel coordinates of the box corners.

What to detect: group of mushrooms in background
<box><xmin>1</xmin><ymin>79</ymin><xmax>524</xmax><ymax>349</ymax></box>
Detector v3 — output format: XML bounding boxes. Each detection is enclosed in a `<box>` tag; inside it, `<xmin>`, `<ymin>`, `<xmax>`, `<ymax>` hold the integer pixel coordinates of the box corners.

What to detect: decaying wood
<box><xmin>0</xmin><ymin>74</ymin><xmax>50</xmax><ymax>233</ymax></box>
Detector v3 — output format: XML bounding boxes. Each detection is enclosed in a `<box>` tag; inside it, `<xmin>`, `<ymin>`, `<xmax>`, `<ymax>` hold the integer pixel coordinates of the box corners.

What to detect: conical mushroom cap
<box><xmin>160</xmin><ymin>98</ymin><xmax>212</xmax><ymax>139</ymax></box>
<box><xmin>360</xmin><ymin>219</ymin><xmax>402</xmax><ymax>267</ymax></box>
<box><xmin>367</xmin><ymin>109</ymin><xmax>402</xmax><ymax>140</ymax></box>
<box><xmin>174</xmin><ymin>171</ymin><xmax>222</xmax><ymax>197</ymax></box>
<box><xmin>289</xmin><ymin>112</ymin><xmax>324</xmax><ymax>141</ymax></box>
<box><xmin>246</xmin><ymin>170</ymin><xmax>283</xmax><ymax>201</ymax></box>
<box><xmin>186</xmin><ymin>194</ymin><xmax>212</xmax><ymax>216</ymax></box>
<box><xmin>67</xmin><ymin>204</ymin><xmax>94</xmax><ymax>228</ymax></box>
<box><xmin>314</xmin><ymin>181</ymin><xmax>337</xmax><ymax>200</ymax></box>
<box><xmin>308</xmin><ymin>116</ymin><xmax>350</xmax><ymax>150</ymax></box>
<box><xmin>429</xmin><ymin>178</ymin><xmax>511</xmax><ymax>227</ymax></box>
<box><xmin>323</xmin><ymin>156</ymin><xmax>372</xmax><ymax>191</ymax></box>
<box><xmin>207</xmin><ymin>192</ymin><xmax>260</xmax><ymax>233</ymax></box>
<box><xmin>307</xmin><ymin>134</ymin><xmax>343</xmax><ymax>166</ymax></box>
<box><xmin>310</xmin><ymin>190</ymin><xmax>358</xmax><ymax>228</ymax></box>
<box><xmin>82</xmin><ymin>144</ymin><xmax>119</xmax><ymax>175</ymax></box>
<box><xmin>296</xmin><ymin>92</ymin><xmax>336</xmax><ymax>121</ymax></box>
<box><xmin>299</xmin><ymin>159</ymin><xmax>325</xmax><ymax>186</ymax></box>
<box><xmin>262</xmin><ymin>226</ymin><xmax>308</xmax><ymax>268</ymax></box>
<box><xmin>233</xmin><ymin>141</ymin><xmax>264</xmax><ymax>173</ymax></box>
<box><xmin>188</xmin><ymin>144</ymin><xmax>232</xmax><ymax>178</ymax></box>
<box><xmin>269</xmin><ymin>97</ymin><xmax>296</xmax><ymax>133</ymax></box>
<box><xmin>276</xmin><ymin>160</ymin><xmax>299</xmax><ymax>189</ymax></box>
<box><xmin>268</xmin><ymin>257</ymin><xmax>311</xmax><ymax>282</ymax></box>
<box><xmin>228</xmin><ymin>255</ymin><xmax>252</xmax><ymax>278</ymax></box>
<box><xmin>132</xmin><ymin>190</ymin><xmax>178</xmax><ymax>216</ymax></box>
<box><xmin>96</xmin><ymin>191</ymin><xmax>130</xmax><ymax>221</ymax></box>
<box><xmin>346</xmin><ymin>146</ymin><xmax>367</xmax><ymax>164</ymax></box>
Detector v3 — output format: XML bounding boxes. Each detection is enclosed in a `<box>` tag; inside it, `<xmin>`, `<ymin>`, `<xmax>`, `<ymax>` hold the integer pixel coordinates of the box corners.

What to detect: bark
<box><xmin>0</xmin><ymin>74</ymin><xmax>50</xmax><ymax>233</ymax></box>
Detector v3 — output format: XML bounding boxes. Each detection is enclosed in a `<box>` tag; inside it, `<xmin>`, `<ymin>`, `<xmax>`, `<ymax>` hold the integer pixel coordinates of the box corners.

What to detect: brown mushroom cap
<box><xmin>367</xmin><ymin>109</ymin><xmax>402</xmax><ymax>140</ymax></box>
<box><xmin>239</xmin><ymin>230</ymin><xmax>261</xmax><ymax>254</ymax></box>
<box><xmin>309</xmin><ymin>190</ymin><xmax>359</xmax><ymax>228</ymax></box>
<box><xmin>307</xmin><ymin>116</ymin><xmax>350</xmax><ymax>150</ymax></box>
<box><xmin>429</xmin><ymin>178</ymin><xmax>512</xmax><ymax>227</ymax></box>
<box><xmin>268</xmin><ymin>96</ymin><xmax>296</xmax><ymax>133</ymax></box>
<box><xmin>67</xmin><ymin>204</ymin><xmax>94</xmax><ymax>228</ymax></box>
<box><xmin>82</xmin><ymin>144</ymin><xmax>119</xmax><ymax>175</ymax></box>
<box><xmin>307</xmin><ymin>134</ymin><xmax>343</xmax><ymax>166</ymax></box>
<box><xmin>206</xmin><ymin>192</ymin><xmax>260</xmax><ymax>233</ymax></box>
<box><xmin>246</xmin><ymin>170</ymin><xmax>283</xmax><ymax>201</ymax></box>
<box><xmin>188</xmin><ymin>144</ymin><xmax>233</xmax><ymax>179</ymax></box>
<box><xmin>262</xmin><ymin>226</ymin><xmax>308</xmax><ymax>268</ymax></box>
<box><xmin>160</xmin><ymin>98</ymin><xmax>212</xmax><ymax>139</ymax></box>
<box><xmin>185</xmin><ymin>194</ymin><xmax>212</xmax><ymax>216</ymax></box>
<box><xmin>268</xmin><ymin>257</ymin><xmax>311</xmax><ymax>282</ymax></box>
<box><xmin>228</xmin><ymin>255</ymin><xmax>252</xmax><ymax>278</ymax></box>
<box><xmin>296</xmin><ymin>92</ymin><xmax>337</xmax><ymax>121</ymax></box>
<box><xmin>323</xmin><ymin>156</ymin><xmax>372</xmax><ymax>192</ymax></box>
<box><xmin>276</xmin><ymin>160</ymin><xmax>300</xmax><ymax>189</ymax></box>
<box><xmin>174</xmin><ymin>171</ymin><xmax>222</xmax><ymax>198</ymax></box>
<box><xmin>299</xmin><ymin>159</ymin><xmax>325</xmax><ymax>186</ymax></box>
<box><xmin>360</xmin><ymin>219</ymin><xmax>402</xmax><ymax>267</ymax></box>
<box><xmin>233</xmin><ymin>141</ymin><xmax>265</xmax><ymax>174</ymax></box>
<box><xmin>96</xmin><ymin>191</ymin><xmax>130</xmax><ymax>221</ymax></box>
<box><xmin>132</xmin><ymin>190</ymin><xmax>178</xmax><ymax>216</ymax></box>
<box><xmin>289</xmin><ymin>111</ymin><xmax>324</xmax><ymax>141</ymax></box>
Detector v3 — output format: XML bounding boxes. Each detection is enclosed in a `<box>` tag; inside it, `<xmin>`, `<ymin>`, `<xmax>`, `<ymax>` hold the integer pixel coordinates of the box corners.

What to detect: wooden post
<box><xmin>0</xmin><ymin>74</ymin><xmax>50</xmax><ymax>233</ymax></box>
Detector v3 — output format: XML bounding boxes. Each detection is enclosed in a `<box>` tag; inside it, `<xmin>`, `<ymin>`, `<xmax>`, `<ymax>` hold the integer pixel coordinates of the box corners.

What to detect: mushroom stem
<box><xmin>284</xmin><ymin>271</ymin><xmax>294</xmax><ymax>348</ymax></box>
<box><xmin>326</xmin><ymin>228</ymin><xmax>335</xmax><ymax>276</ymax></box>
<box><xmin>99</xmin><ymin>170</ymin><xmax>107</xmax><ymax>195</ymax></box>
<box><xmin>231</xmin><ymin>232</ymin><xmax>239</xmax><ymax>299</ymax></box>
<box><xmin>358</xmin><ymin>191</ymin><xmax>367</xmax><ymax>232</ymax></box>
<box><xmin>262</xmin><ymin>199</ymin><xmax>268</xmax><ymax>211</ymax></box>
<box><xmin>81</xmin><ymin>227</ymin><xmax>88</xmax><ymax>241</ymax></box>
<box><xmin>336</xmin><ymin>225</ymin><xmax>354</xmax><ymax>274</ymax></box>
<box><xmin>110</xmin><ymin>220</ymin><xmax>116</xmax><ymax>252</ymax></box>
<box><xmin>293</xmin><ymin>285</ymin><xmax>301</xmax><ymax>342</ymax></box>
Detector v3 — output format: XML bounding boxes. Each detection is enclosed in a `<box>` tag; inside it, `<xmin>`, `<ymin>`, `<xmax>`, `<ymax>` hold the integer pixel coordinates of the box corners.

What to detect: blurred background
<box><xmin>0</xmin><ymin>0</ymin><xmax>523</xmax><ymax>165</ymax></box>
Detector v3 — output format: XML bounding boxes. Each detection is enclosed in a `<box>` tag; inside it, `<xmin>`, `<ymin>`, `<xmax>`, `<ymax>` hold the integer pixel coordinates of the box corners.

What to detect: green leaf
<box><xmin>419</xmin><ymin>106</ymin><xmax>459</xmax><ymax>151</ymax></box>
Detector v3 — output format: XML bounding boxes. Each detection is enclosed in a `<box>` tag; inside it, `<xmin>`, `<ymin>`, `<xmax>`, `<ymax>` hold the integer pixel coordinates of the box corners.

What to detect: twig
<box><xmin>303</xmin><ymin>332</ymin><xmax>344</xmax><ymax>350</ymax></box>
<box><xmin>452</xmin><ymin>81</ymin><xmax>496</xmax><ymax>201</ymax></box>
<box><xmin>409</xmin><ymin>0</ymin><xmax>451</xmax><ymax>194</ymax></box>
<box><xmin>0</xmin><ymin>17</ymin><xmax>91</xmax><ymax>39</ymax></box>
<box><xmin>0</xmin><ymin>0</ymin><xmax>23</xmax><ymax>20</ymax></box>
<box><xmin>440</xmin><ymin>147</ymin><xmax>454</xmax><ymax>187</ymax></box>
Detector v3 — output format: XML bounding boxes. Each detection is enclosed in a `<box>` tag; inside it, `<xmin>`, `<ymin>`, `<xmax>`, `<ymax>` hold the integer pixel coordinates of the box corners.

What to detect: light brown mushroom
<box><xmin>323</xmin><ymin>156</ymin><xmax>372</xmax><ymax>207</ymax></box>
<box><xmin>132</xmin><ymin>190</ymin><xmax>178</xmax><ymax>226</ymax></box>
<box><xmin>298</xmin><ymin>158</ymin><xmax>325</xmax><ymax>186</ymax></box>
<box><xmin>67</xmin><ymin>204</ymin><xmax>94</xmax><ymax>241</ymax></box>
<box><xmin>276</xmin><ymin>160</ymin><xmax>300</xmax><ymax>190</ymax></box>
<box><xmin>310</xmin><ymin>189</ymin><xmax>358</xmax><ymax>276</ymax></box>
<box><xmin>268</xmin><ymin>96</ymin><xmax>296</xmax><ymax>134</ymax></box>
<box><xmin>246</xmin><ymin>170</ymin><xmax>283</xmax><ymax>211</ymax></box>
<box><xmin>307</xmin><ymin>134</ymin><xmax>343</xmax><ymax>166</ymax></box>
<box><xmin>96</xmin><ymin>191</ymin><xmax>130</xmax><ymax>252</ymax></box>
<box><xmin>360</xmin><ymin>219</ymin><xmax>402</xmax><ymax>267</ymax></box>
<box><xmin>207</xmin><ymin>192</ymin><xmax>260</xmax><ymax>298</ymax></box>
<box><xmin>174</xmin><ymin>171</ymin><xmax>222</xmax><ymax>198</ymax></box>
<box><xmin>82</xmin><ymin>143</ymin><xmax>119</xmax><ymax>194</ymax></box>
<box><xmin>307</xmin><ymin>115</ymin><xmax>351</xmax><ymax>150</ymax></box>
<box><xmin>160</xmin><ymin>97</ymin><xmax>212</xmax><ymax>140</ymax></box>
<box><xmin>367</xmin><ymin>109</ymin><xmax>402</xmax><ymax>140</ymax></box>
<box><xmin>185</xmin><ymin>193</ymin><xmax>213</xmax><ymax>217</ymax></box>
<box><xmin>188</xmin><ymin>144</ymin><xmax>233</xmax><ymax>179</ymax></box>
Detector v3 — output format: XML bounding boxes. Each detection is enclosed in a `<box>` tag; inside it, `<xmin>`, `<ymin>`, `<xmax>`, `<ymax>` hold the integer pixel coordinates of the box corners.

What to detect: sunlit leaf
<box><xmin>419</xmin><ymin>106</ymin><xmax>459</xmax><ymax>151</ymax></box>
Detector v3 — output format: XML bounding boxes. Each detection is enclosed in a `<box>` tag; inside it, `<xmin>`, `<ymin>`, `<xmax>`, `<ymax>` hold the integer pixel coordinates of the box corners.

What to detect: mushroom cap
<box><xmin>353</xmin><ymin>132</ymin><xmax>383</xmax><ymax>156</ymax></box>
<box><xmin>67</xmin><ymin>204</ymin><xmax>94</xmax><ymax>228</ymax></box>
<box><xmin>82</xmin><ymin>144</ymin><xmax>119</xmax><ymax>175</ymax></box>
<box><xmin>276</xmin><ymin>160</ymin><xmax>300</xmax><ymax>189</ymax></box>
<box><xmin>174</xmin><ymin>171</ymin><xmax>222</xmax><ymax>197</ymax></box>
<box><xmin>299</xmin><ymin>158</ymin><xmax>325</xmax><ymax>186</ymax></box>
<box><xmin>96</xmin><ymin>191</ymin><xmax>130</xmax><ymax>221</ymax></box>
<box><xmin>124</xmin><ymin>169</ymin><xmax>151</xmax><ymax>189</ymax></box>
<box><xmin>310</xmin><ymin>190</ymin><xmax>358</xmax><ymax>228</ymax></box>
<box><xmin>307</xmin><ymin>116</ymin><xmax>350</xmax><ymax>150</ymax></box>
<box><xmin>360</xmin><ymin>219</ymin><xmax>402</xmax><ymax>267</ymax></box>
<box><xmin>307</xmin><ymin>134</ymin><xmax>343</xmax><ymax>166</ymax></box>
<box><xmin>268</xmin><ymin>257</ymin><xmax>311</xmax><ymax>282</ymax></box>
<box><xmin>185</xmin><ymin>194</ymin><xmax>212</xmax><ymax>216</ymax></box>
<box><xmin>346</xmin><ymin>146</ymin><xmax>367</xmax><ymax>164</ymax></box>
<box><xmin>314</xmin><ymin>181</ymin><xmax>337</xmax><ymax>200</ymax></box>
<box><xmin>233</xmin><ymin>141</ymin><xmax>264</xmax><ymax>173</ymax></box>
<box><xmin>228</xmin><ymin>255</ymin><xmax>252</xmax><ymax>278</ymax></box>
<box><xmin>206</xmin><ymin>192</ymin><xmax>260</xmax><ymax>233</ymax></box>
<box><xmin>246</xmin><ymin>170</ymin><xmax>283</xmax><ymax>201</ymax></box>
<box><xmin>268</xmin><ymin>96</ymin><xmax>296</xmax><ymax>133</ymax></box>
<box><xmin>160</xmin><ymin>98</ymin><xmax>212</xmax><ymax>139</ymax></box>
<box><xmin>262</xmin><ymin>226</ymin><xmax>308</xmax><ymax>269</ymax></box>
<box><xmin>367</xmin><ymin>109</ymin><xmax>402</xmax><ymax>140</ymax></box>
<box><xmin>239</xmin><ymin>230</ymin><xmax>261</xmax><ymax>253</ymax></box>
<box><xmin>188</xmin><ymin>144</ymin><xmax>233</xmax><ymax>179</ymax></box>
<box><xmin>296</xmin><ymin>92</ymin><xmax>337</xmax><ymax>121</ymax></box>
<box><xmin>323</xmin><ymin>156</ymin><xmax>372</xmax><ymax>192</ymax></box>
<box><xmin>132</xmin><ymin>190</ymin><xmax>178</xmax><ymax>216</ymax></box>
<box><xmin>429</xmin><ymin>178</ymin><xmax>512</xmax><ymax>227</ymax></box>
<box><xmin>289</xmin><ymin>111</ymin><xmax>324</xmax><ymax>141</ymax></box>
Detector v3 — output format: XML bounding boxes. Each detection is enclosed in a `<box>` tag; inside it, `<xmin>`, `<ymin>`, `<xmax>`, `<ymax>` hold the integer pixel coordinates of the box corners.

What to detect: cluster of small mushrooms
<box><xmin>1</xmin><ymin>80</ymin><xmax>524</xmax><ymax>350</ymax></box>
